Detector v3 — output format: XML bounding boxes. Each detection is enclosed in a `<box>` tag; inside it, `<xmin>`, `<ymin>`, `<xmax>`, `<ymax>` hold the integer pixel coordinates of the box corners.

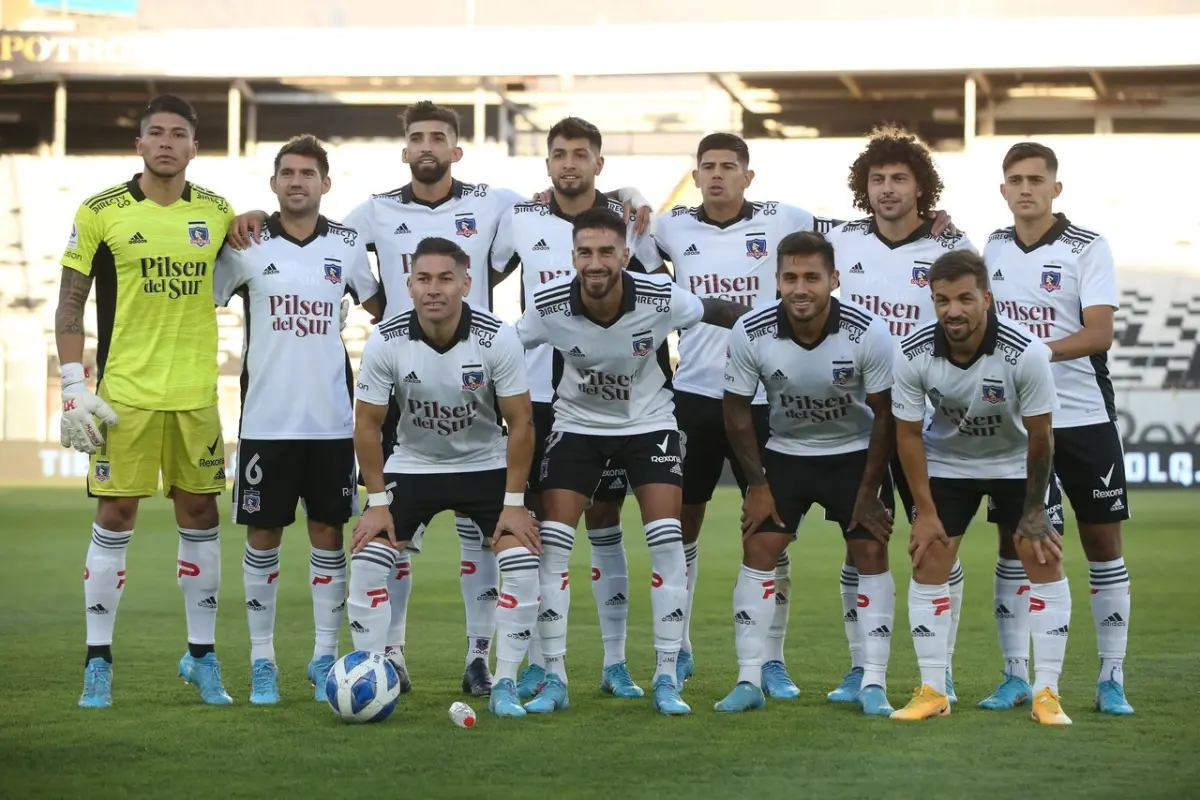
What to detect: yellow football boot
<box><xmin>1031</xmin><ymin>688</ymin><xmax>1072</xmax><ymax>726</ymax></box>
<box><xmin>890</xmin><ymin>685</ymin><xmax>951</xmax><ymax>720</ymax></box>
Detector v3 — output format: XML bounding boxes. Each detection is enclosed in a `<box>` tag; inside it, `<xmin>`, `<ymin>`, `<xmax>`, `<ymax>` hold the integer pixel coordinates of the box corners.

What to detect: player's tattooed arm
<box><xmin>1015</xmin><ymin>412</ymin><xmax>1062</xmax><ymax>564</ymax></box>
<box><xmin>723</xmin><ymin>391</ymin><xmax>766</xmax><ymax>487</ymax></box>
<box><xmin>849</xmin><ymin>391</ymin><xmax>896</xmax><ymax>544</ymax></box>
<box><xmin>55</xmin><ymin>268</ymin><xmax>93</xmax><ymax>364</ymax></box>
<box><xmin>700</xmin><ymin>297</ymin><xmax>751</xmax><ymax>329</ymax></box>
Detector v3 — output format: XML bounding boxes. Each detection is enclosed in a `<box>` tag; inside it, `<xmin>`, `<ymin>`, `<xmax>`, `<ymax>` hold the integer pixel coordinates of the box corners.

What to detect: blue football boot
<box><xmin>178</xmin><ymin>652</ymin><xmax>233</xmax><ymax>705</ymax></box>
<box><xmin>761</xmin><ymin>660</ymin><xmax>801</xmax><ymax>699</ymax></box>
<box><xmin>524</xmin><ymin>674</ymin><xmax>570</xmax><ymax>713</ymax></box>
<box><xmin>713</xmin><ymin>682</ymin><xmax>766</xmax><ymax>713</ymax></box>
<box><xmin>489</xmin><ymin>678</ymin><xmax>526</xmax><ymax>717</ymax></box>
<box><xmin>249</xmin><ymin>659</ymin><xmax>280</xmax><ymax>705</ymax></box>
<box><xmin>79</xmin><ymin>658</ymin><xmax>113</xmax><ymax>709</ymax></box>
<box><xmin>600</xmin><ymin>662</ymin><xmax>645</xmax><ymax>698</ymax></box>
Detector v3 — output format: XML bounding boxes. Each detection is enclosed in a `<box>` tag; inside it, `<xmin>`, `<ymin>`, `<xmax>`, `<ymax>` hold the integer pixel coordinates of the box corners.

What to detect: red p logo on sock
<box><xmin>591</xmin><ymin>567</ymin><xmax>601</xmax><ymax>582</ymax></box>
<box><xmin>497</xmin><ymin>592</ymin><xmax>517</xmax><ymax>609</ymax></box>
<box><xmin>651</xmin><ymin>572</ymin><xmax>663</xmax><ymax>588</ymax></box>
<box><xmin>932</xmin><ymin>596</ymin><xmax>951</xmax><ymax>616</ymax></box>
<box><xmin>461</xmin><ymin>561</ymin><xmax>477</xmax><ymax>576</ymax></box>
<box><xmin>177</xmin><ymin>560</ymin><xmax>199</xmax><ymax>579</ymax></box>
<box><xmin>1029</xmin><ymin>597</ymin><xmax>1046</xmax><ymax>613</ymax></box>
<box><xmin>367</xmin><ymin>588</ymin><xmax>389</xmax><ymax>608</ymax></box>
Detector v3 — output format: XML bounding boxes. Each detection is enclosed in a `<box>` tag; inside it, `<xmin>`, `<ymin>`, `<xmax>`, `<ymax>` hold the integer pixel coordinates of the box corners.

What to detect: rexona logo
<box><xmin>140</xmin><ymin>257</ymin><xmax>208</xmax><ymax>299</ymax></box>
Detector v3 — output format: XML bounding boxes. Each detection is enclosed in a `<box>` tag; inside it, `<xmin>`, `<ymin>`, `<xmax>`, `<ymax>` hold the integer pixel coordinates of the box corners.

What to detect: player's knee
<box><xmin>847</xmin><ymin>539</ymin><xmax>887</xmax><ymax>574</ymax></box>
<box><xmin>95</xmin><ymin>497</ymin><xmax>138</xmax><ymax>532</ymax></box>
<box><xmin>172</xmin><ymin>489</ymin><xmax>219</xmax><ymax>529</ymax></box>
<box><xmin>679</xmin><ymin>503</ymin><xmax>706</xmax><ymax>544</ymax></box>
<box><xmin>247</xmin><ymin>526</ymin><xmax>285</xmax><ymax>550</ymax></box>
<box><xmin>1078</xmin><ymin>522</ymin><xmax>1122</xmax><ymax>561</ymax></box>
<box><xmin>743</xmin><ymin>532</ymin><xmax>787</xmax><ymax>572</ymax></box>
<box><xmin>584</xmin><ymin>498</ymin><xmax>622</xmax><ymax>530</ymax></box>
<box><xmin>306</xmin><ymin>522</ymin><xmax>342</xmax><ymax>552</ymax></box>
<box><xmin>911</xmin><ymin>541</ymin><xmax>956</xmax><ymax>585</ymax></box>
<box><xmin>997</xmin><ymin>525</ymin><xmax>1020</xmax><ymax>559</ymax></box>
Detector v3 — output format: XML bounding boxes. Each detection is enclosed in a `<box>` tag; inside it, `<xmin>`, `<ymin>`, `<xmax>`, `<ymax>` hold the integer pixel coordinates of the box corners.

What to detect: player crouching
<box><xmin>721</xmin><ymin>232</ymin><xmax>897</xmax><ymax>714</ymax></box>
<box><xmin>348</xmin><ymin>236</ymin><xmax>540</xmax><ymax>717</ymax></box>
<box><xmin>216</xmin><ymin>135</ymin><xmax>383</xmax><ymax>703</ymax></box>
<box><xmin>891</xmin><ymin>250</ymin><xmax>1072</xmax><ymax>725</ymax></box>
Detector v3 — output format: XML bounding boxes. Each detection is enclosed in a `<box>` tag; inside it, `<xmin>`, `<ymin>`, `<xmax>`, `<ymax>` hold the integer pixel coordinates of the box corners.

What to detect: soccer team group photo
<box><xmin>55</xmin><ymin>92</ymin><xmax>1136</xmax><ymax>730</ymax></box>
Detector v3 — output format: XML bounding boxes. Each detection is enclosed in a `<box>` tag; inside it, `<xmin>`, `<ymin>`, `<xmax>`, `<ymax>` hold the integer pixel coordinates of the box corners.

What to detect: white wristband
<box><xmin>367</xmin><ymin>492</ymin><xmax>389</xmax><ymax>508</ymax></box>
<box><xmin>61</xmin><ymin>362</ymin><xmax>86</xmax><ymax>387</ymax></box>
<box><xmin>503</xmin><ymin>492</ymin><xmax>525</xmax><ymax>508</ymax></box>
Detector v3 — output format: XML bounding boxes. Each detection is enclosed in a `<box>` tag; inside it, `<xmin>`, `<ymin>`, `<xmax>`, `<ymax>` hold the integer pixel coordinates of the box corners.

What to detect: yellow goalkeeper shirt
<box><xmin>61</xmin><ymin>175</ymin><xmax>234</xmax><ymax>411</ymax></box>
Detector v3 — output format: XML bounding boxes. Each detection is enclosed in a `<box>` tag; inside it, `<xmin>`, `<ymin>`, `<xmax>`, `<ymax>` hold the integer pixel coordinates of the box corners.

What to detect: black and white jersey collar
<box><xmin>1013</xmin><ymin>212</ymin><xmax>1071</xmax><ymax>254</ymax></box>
<box><xmin>868</xmin><ymin>218</ymin><xmax>932</xmax><ymax>250</ymax></box>
<box><xmin>695</xmin><ymin>201</ymin><xmax>755</xmax><ymax>230</ymax></box>
<box><xmin>549</xmin><ymin>189</ymin><xmax>612</xmax><ymax>223</ymax></box>
<box><xmin>933</xmin><ymin>310</ymin><xmax>1000</xmax><ymax>368</ymax></box>
<box><xmin>568</xmin><ymin>270</ymin><xmax>638</xmax><ymax>327</ymax></box>
<box><xmin>775</xmin><ymin>296</ymin><xmax>843</xmax><ymax>350</ymax></box>
<box><xmin>408</xmin><ymin>303</ymin><xmax>474</xmax><ymax>354</ymax></box>
<box><xmin>264</xmin><ymin>212</ymin><xmax>330</xmax><ymax>247</ymax></box>
<box><xmin>128</xmin><ymin>173</ymin><xmax>192</xmax><ymax>202</ymax></box>
<box><xmin>397</xmin><ymin>179</ymin><xmax>466</xmax><ymax>209</ymax></box>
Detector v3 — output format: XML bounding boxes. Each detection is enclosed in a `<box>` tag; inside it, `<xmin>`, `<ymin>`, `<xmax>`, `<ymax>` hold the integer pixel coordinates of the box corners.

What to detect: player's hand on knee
<box><xmin>351</xmin><ymin>505</ymin><xmax>396</xmax><ymax>554</ymax></box>
<box><xmin>60</xmin><ymin>364</ymin><xmax>119</xmax><ymax>455</ymax></box>
<box><xmin>741</xmin><ymin>484</ymin><xmax>783</xmax><ymax>539</ymax></box>
<box><xmin>1016</xmin><ymin>508</ymin><xmax>1063</xmax><ymax>565</ymax></box>
<box><xmin>496</xmin><ymin>506</ymin><xmax>541</xmax><ymax>554</ymax></box>
<box><xmin>908</xmin><ymin>512</ymin><xmax>949</xmax><ymax>567</ymax></box>
<box><xmin>849</xmin><ymin>492</ymin><xmax>893</xmax><ymax>545</ymax></box>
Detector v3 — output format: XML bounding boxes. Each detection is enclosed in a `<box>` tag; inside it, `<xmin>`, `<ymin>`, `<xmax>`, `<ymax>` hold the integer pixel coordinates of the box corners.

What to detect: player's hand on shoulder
<box><xmin>496</xmin><ymin>505</ymin><xmax>541</xmax><ymax>554</ymax></box>
<box><xmin>225</xmin><ymin>210</ymin><xmax>268</xmax><ymax>251</ymax></box>
<box><xmin>907</xmin><ymin>511</ymin><xmax>949</xmax><ymax>567</ymax></box>
<box><xmin>926</xmin><ymin>209</ymin><xmax>957</xmax><ymax>237</ymax></box>
<box><xmin>59</xmin><ymin>363</ymin><xmax>118</xmax><ymax>455</ymax></box>
<box><xmin>741</xmin><ymin>484</ymin><xmax>783</xmax><ymax>540</ymax></box>
<box><xmin>352</xmin><ymin>504</ymin><xmax>397</xmax><ymax>554</ymax></box>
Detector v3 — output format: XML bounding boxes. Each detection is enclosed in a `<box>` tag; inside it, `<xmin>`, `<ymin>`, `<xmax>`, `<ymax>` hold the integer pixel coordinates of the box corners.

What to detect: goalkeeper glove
<box><xmin>60</xmin><ymin>362</ymin><xmax>119</xmax><ymax>455</ymax></box>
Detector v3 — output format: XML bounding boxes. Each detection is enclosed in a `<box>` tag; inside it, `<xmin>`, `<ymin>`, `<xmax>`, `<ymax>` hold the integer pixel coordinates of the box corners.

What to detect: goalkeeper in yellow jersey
<box><xmin>57</xmin><ymin>95</ymin><xmax>236</xmax><ymax>708</ymax></box>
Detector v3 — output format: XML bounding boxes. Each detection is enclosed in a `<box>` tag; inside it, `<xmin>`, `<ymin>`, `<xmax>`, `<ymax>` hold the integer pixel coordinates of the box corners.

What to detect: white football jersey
<box><xmin>832</xmin><ymin>218</ymin><xmax>977</xmax><ymax>339</ymax></box>
<box><xmin>214</xmin><ymin>214</ymin><xmax>380</xmax><ymax>440</ymax></box>
<box><xmin>725</xmin><ymin>298</ymin><xmax>893</xmax><ymax>456</ymax></box>
<box><xmin>892</xmin><ymin>312</ymin><xmax>1058</xmax><ymax>480</ymax></box>
<box><xmin>516</xmin><ymin>271</ymin><xmax>704</xmax><ymax>436</ymax></box>
<box><xmin>355</xmin><ymin>305</ymin><xmax>527</xmax><ymax>474</ymax></box>
<box><xmin>491</xmin><ymin>191</ymin><xmax>664</xmax><ymax>403</ymax></box>
<box><xmin>342</xmin><ymin>180</ymin><xmax>524</xmax><ymax>316</ymax></box>
<box><xmin>983</xmin><ymin>214</ymin><xmax>1118</xmax><ymax>429</ymax></box>
<box><xmin>654</xmin><ymin>201</ymin><xmax>835</xmax><ymax>402</ymax></box>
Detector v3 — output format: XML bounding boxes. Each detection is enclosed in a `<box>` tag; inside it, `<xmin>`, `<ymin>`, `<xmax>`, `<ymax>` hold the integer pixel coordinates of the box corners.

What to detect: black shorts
<box><xmin>233</xmin><ymin>438</ymin><xmax>357</xmax><ymax>528</ymax></box>
<box><xmin>754</xmin><ymin>448</ymin><xmax>895</xmax><ymax>539</ymax></box>
<box><xmin>374</xmin><ymin>468</ymin><xmax>507</xmax><ymax>546</ymax></box>
<box><xmin>539</xmin><ymin>429</ymin><xmax>683</xmax><ymax>497</ymax></box>
<box><xmin>985</xmin><ymin>421</ymin><xmax>1126</xmax><ymax>526</ymax></box>
<box><xmin>529</xmin><ymin>402</ymin><xmax>628</xmax><ymax>504</ymax></box>
<box><xmin>674</xmin><ymin>390</ymin><xmax>770</xmax><ymax>505</ymax></box>
<box><xmin>934</xmin><ymin>477</ymin><xmax>1066</xmax><ymax>538</ymax></box>
<box><xmin>891</xmin><ymin>454</ymin><xmax>917</xmax><ymax>524</ymax></box>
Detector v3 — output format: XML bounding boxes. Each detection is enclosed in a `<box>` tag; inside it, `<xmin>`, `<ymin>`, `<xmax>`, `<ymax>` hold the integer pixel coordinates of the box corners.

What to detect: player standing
<box><xmin>490</xmin><ymin>116</ymin><xmax>664</xmax><ymax>699</ymax></box>
<box><xmin>348</xmin><ymin>236</ymin><xmax>540</xmax><ymax>716</ymax></box>
<box><xmin>514</xmin><ymin>208</ymin><xmax>750</xmax><ymax>716</ymax></box>
<box><xmin>891</xmin><ymin>250</ymin><xmax>1073</xmax><ymax>725</ymax></box>
<box><xmin>721</xmin><ymin>232</ymin><xmax>896</xmax><ymax>714</ymax></box>
<box><xmin>828</xmin><ymin>127</ymin><xmax>976</xmax><ymax>706</ymax></box>
<box><xmin>58</xmin><ymin>95</ymin><xmax>235</xmax><ymax>707</ymax></box>
<box><xmin>213</xmin><ymin>135</ymin><xmax>383</xmax><ymax>703</ymax></box>
<box><xmin>651</xmin><ymin>132</ymin><xmax>835</xmax><ymax>694</ymax></box>
<box><xmin>981</xmin><ymin>142</ymin><xmax>1133</xmax><ymax>715</ymax></box>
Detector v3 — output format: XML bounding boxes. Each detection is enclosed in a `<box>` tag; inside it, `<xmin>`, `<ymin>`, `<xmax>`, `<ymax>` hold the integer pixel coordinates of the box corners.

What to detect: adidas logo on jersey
<box><xmin>911</xmin><ymin>625</ymin><xmax>934</xmax><ymax>637</ymax></box>
<box><xmin>567</xmin><ymin>346</ymin><xmax>586</xmax><ymax>357</ymax></box>
<box><xmin>263</xmin><ymin>263</ymin><xmax>280</xmax><ymax>276</ymax></box>
<box><xmin>128</xmin><ymin>232</ymin><xmax>147</xmax><ymax>244</ymax></box>
<box><xmin>683</xmin><ymin>243</ymin><xmax>700</xmax><ymax>255</ymax></box>
<box><xmin>403</xmin><ymin>371</ymin><xmax>421</xmax><ymax>384</ymax></box>
<box><xmin>769</xmin><ymin>369</ymin><xmax>788</xmax><ymax>381</ymax></box>
<box><xmin>86</xmin><ymin>603</ymin><xmax>108</xmax><ymax>615</ymax></box>
<box><xmin>992</xmin><ymin>269</ymin><xmax>1004</xmax><ymax>281</ymax></box>
<box><xmin>394</xmin><ymin>223</ymin><xmax>410</xmax><ymax>234</ymax></box>
<box><xmin>868</xmin><ymin>625</ymin><xmax>891</xmax><ymax>638</ymax></box>
<box><xmin>532</xmin><ymin>238</ymin><xmax>550</xmax><ymax>251</ymax></box>
<box><xmin>850</xmin><ymin>261</ymin><xmax>864</xmax><ymax>273</ymax></box>
<box><xmin>661</xmin><ymin>607</ymin><xmax>684</xmax><ymax>622</ymax></box>
<box><xmin>197</xmin><ymin>595</ymin><xmax>218</xmax><ymax>609</ymax></box>
<box><xmin>734</xmin><ymin>610</ymin><xmax>755</xmax><ymax>625</ymax></box>
<box><xmin>245</xmin><ymin>599</ymin><xmax>267</xmax><ymax>611</ymax></box>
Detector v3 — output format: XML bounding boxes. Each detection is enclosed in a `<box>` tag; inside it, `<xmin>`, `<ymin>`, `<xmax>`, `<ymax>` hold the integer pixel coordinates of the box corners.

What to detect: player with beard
<box><xmin>60</xmin><ymin>95</ymin><xmax>236</xmax><ymax>707</ymax></box>
<box><xmin>226</xmin><ymin>102</ymin><xmax>650</xmax><ymax>699</ymax></box>
<box><xmin>827</xmin><ymin>127</ymin><xmax>985</xmax><ymax>708</ymax></box>
<box><xmin>516</xmin><ymin>208</ymin><xmax>750</xmax><ymax>716</ymax></box>
<box><xmin>490</xmin><ymin>116</ymin><xmax>663</xmax><ymax>700</ymax></box>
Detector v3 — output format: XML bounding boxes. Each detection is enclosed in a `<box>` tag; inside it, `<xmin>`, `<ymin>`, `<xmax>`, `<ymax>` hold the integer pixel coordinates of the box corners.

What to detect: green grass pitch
<box><xmin>1</xmin><ymin>487</ymin><xmax>1198</xmax><ymax>799</ymax></box>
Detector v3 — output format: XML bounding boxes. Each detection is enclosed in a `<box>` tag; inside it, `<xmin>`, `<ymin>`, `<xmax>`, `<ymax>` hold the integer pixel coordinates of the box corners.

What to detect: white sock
<box><xmin>178</xmin><ymin>527</ymin><xmax>221</xmax><ymax>646</ymax></box>
<box><xmin>994</xmin><ymin>557</ymin><xmax>1031</xmax><ymax>682</ymax></box>
<box><xmin>243</xmin><ymin>544</ymin><xmax>280</xmax><ymax>664</ymax></box>
<box><xmin>588</xmin><ymin>525</ymin><xmax>629</xmax><ymax>667</ymax></box>
<box><xmin>537</xmin><ymin>521</ymin><xmax>575</xmax><ymax>682</ymax></box>
<box><xmin>348</xmin><ymin>541</ymin><xmax>397</xmax><ymax>654</ymax></box>
<box><xmin>1089</xmin><ymin>558</ymin><xmax>1130</xmax><ymax>686</ymax></box>
<box><xmin>84</xmin><ymin>524</ymin><xmax>131</xmax><ymax>647</ymax></box>
<box><xmin>839</xmin><ymin>563</ymin><xmax>863</xmax><ymax>671</ymax></box>
<box><xmin>310</xmin><ymin>546</ymin><xmax>346</xmax><ymax>660</ymax></box>
<box><xmin>458</xmin><ymin>518</ymin><xmax>497</xmax><ymax>668</ymax></box>
<box><xmin>908</xmin><ymin>580</ymin><xmax>950</xmax><ymax>694</ymax></box>
<box><xmin>1029</xmin><ymin>577</ymin><xmax>1072</xmax><ymax>695</ymax></box>
<box><xmin>646</xmin><ymin>518</ymin><xmax>686</xmax><ymax>685</ymax></box>
<box><xmin>946</xmin><ymin>559</ymin><xmax>964</xmax><ymax>677</ymax></box>
<box><xmin>764</xmin><ymin>551</ymin><xmax>791</xmax><ymax>664</ymax></box>
<box><xmin>858</xmin><ymin>570</ymin><xmax>895</xmax><ymax>692</ymax></box>
<box><xmin>527</xmin><ymin>630</ymin><xmax>545</xmax><ymax>669</ymax></box>
<box><xmin>733</xmin><ymin>564</ymin><xmax>775</xmax><ymax>687</ymax></box>
<box><xmin>495</xmin><ymin>547</ymin><xmax>540</xmax><ymax>684</ymax></box>
<box><xmin>384</xmin><ymin>551</ymin><xmax>412</xmax><ymax>664</ymax></box>
<box><xmin>682</xmin><ymin>540</ymin><xmax>699</xmax><ymax>655</ymax></box>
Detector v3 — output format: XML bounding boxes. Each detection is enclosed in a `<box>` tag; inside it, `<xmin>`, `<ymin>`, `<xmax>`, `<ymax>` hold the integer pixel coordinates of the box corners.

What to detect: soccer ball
<box><xmin>324</xmin><ymin>651</ymin><xmax>401</xmax><ymax>723</ymax></box>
